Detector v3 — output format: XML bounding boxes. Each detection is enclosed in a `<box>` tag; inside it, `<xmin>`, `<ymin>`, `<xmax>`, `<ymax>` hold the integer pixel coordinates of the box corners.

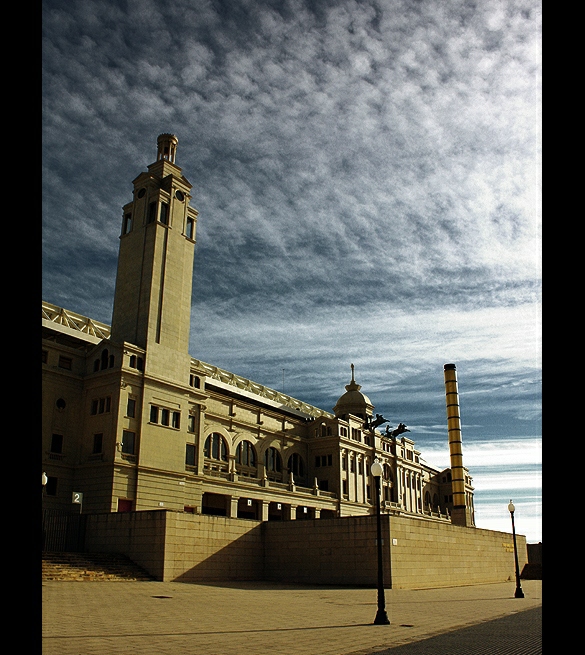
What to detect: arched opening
<box><xmin>287</xmin><ymin>452</ymin><xmax>306</xmax><ymax>484</ymax></box>
<box><xmin>204</xmin><ymin>433</ymin><xmax>229</xmax><ymax>474</ymax></box>
<box><xmin>264</xmin><ymin>447</ymin><xmax>282</xmax><ymax>482</ymax></box>
<box><xmin>235</xmin><ymin>440</ymin><xmax>257</xmax><ymax>478</ymax></box>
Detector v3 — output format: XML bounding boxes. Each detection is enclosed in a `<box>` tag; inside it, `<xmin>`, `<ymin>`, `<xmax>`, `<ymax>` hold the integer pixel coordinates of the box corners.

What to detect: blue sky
<box><xmin>42</xmin><ymin>0</ymin><xmax>541</xmax><ymax>542</ymax></box>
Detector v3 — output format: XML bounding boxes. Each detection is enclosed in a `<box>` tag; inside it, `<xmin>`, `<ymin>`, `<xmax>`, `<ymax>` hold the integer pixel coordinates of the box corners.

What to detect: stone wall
<box><xmin>83</xmin><ymin>510</ymin><xmax>527</xmax><ymax>588</ymax></box>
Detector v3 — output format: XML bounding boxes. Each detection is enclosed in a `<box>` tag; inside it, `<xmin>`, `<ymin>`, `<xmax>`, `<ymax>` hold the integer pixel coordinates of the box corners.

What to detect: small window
<box><xmin>108</xmin><ymin>354</ymin><xmax>115</xmax><ymax>368</ymax></box>
<box><xmin>127</xmin><ymin>398</ymin><xmax>136</xmax><ymax>418</ymax></box>
<box><xmin>159</xmin><ymin>202</ymin><xmax>169</xmax><ymax>225</ymax></box>
<box><xmin>122</xmin><ymin>431</ymin><xmax>135</xmax><ymax>455</ymax></box>
<box><xmin>150</xmin><ymin>405</ymin><xmax>159</xmax><ymax>423</ymax></box>
<box><xmin>186</xmin><ymin>217</ymin><xmax>195</xmax><ymax>239</ymax></box>
<box><xmin>188</xmin><ymin>415</ymin><xmax>196</xmax><ymax>433</ymax></box>
<box><xmin>315</xmin><ymin>456</ymin><xmax>320</xmax><ymax>467</ymax></box>
<box><xmin>50</xmin><ymin>434</ymin><xmax>63</xmax><ymax>454</ymax></box>
<box><xmin>55</xmin><ymin>398</ymin><xmax>66</xmax><ymax>410</ymax></box>
<box><xmin>350</xmin><ymin>459</ymin><xmax>355</xmax><ymax>473</ymax></box>
<box><xmin>185</xmin><ymin>443</ymin><xmax>196</xmax><ymax>467</ymax></box>
<box><xmin>58</xmin><ymin>356</ymin><xmax>72</xmax><ymax>370</ymax></box>
<box><xmin>161</xmin><ymin>408</ymin><xmax>170</xmax><ymax>426</ymax></box>
<box><xmin>147</xmin><ymin>201</ymin><xmax>157</xmax><ymax>224</ymax></box>
<box><xmin>342</xmin><ymin>479</ymin><xmax>348</xmax><ymax>495</ymax></box>
<box><xmin>342</xmin><ymin>455</ymin><xmax>347</xmax><ymax>471</ymax></box>
<box><xmin>190</xmin><ymin>374</ymin><xmax>201</xmax><ymax>388</ymax></box>
<box><xmin>172</xmin><ymin>411</ymin><xmax>180</xmax><ymax>429</ymax></box>
<box><xmin>93</xmin><ymin>359</ymin><xmax>100</xmax><ymax>372</ymax></box>
<box><xmin>123</xmin><ymin>213</ymin><xmax>133</xmax><ymax>234</ymax></box>
<box><xmin>93</xmin><ymin>433</ymin><xmax>103</xmax><ymax>454</ymax></box>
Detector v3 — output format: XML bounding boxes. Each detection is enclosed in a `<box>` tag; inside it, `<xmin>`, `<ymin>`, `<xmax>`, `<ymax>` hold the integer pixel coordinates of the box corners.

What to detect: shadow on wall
<box><xmin>172</xmin><ymin>523</ymin><xmax>264</xmax><ymax>583</ymax></box>
<box><xmin>521</xmin><ymin>543</ymin><xmax>542</xmax><ymax>580</ymax></box>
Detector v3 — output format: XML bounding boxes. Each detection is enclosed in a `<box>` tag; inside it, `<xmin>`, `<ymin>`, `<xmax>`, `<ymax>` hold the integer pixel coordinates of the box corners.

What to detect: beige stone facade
<box><xmin>42</xmin><ymin>135</ymin><xmax>516</xmax><ymax>588</ymax></box>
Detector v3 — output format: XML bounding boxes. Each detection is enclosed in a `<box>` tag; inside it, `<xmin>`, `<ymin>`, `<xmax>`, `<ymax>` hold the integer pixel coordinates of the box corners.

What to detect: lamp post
<box><xmin>371</xmin><ymin>459</ymin><xmax>390</xmax><ymax>625</ymax></box>
<box><xmin>507</xmin><ymin>500</ymin><xmax>525</xmax><ymax>598</ymax></box>
<box><xmin>42</xmin><ymin>472</ymin><xmax>48</xmax><ymax>496</ymax></box>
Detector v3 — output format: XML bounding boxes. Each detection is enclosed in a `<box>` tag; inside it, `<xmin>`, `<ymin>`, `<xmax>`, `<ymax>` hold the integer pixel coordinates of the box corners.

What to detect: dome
<box><xmin>333</xmin><ymin>364</ymin><xmax>374</xmax><ymax>419</ymax></box>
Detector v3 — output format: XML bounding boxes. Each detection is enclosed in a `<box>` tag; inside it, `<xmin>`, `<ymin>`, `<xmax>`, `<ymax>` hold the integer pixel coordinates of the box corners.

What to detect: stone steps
<box><xmin>42</xmin><ymin>551</ymin><xmax>154</xmax><ymax>582</ymax></box>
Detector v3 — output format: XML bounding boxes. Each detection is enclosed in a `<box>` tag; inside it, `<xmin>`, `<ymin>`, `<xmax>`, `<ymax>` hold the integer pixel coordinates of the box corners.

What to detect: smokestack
<box><xmin>443</xmin><ymin>363</ymin><xmax>472</xmax><ymax>527</ymax></box>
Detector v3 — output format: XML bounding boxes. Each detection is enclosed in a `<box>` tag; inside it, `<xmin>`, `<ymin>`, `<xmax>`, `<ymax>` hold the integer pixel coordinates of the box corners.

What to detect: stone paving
<box><xmin>42</xmin><ymin>579</ymin><xmax>542</xmax><ymax>655</ymax></box>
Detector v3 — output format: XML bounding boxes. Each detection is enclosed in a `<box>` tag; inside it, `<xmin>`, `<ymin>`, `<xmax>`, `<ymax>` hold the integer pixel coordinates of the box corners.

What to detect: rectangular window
<box><xmin>127</xmin><ymin>398</ymin><xmax>136</xmax><ymax>418</ymax></box>
<box><xmin>358</xmin><ymin>460</ymin><xmax>363</xmax><ymax>474</ymax></box>
<box><xmin>122</xmin><ymin>431</ymin><xmax>135</xmax><ymax>455</ymax></box>
<box><xmin>186</xmin><ymin>217</ymin><xmax>195</xmax><ymax>239</ymax></box>
<box><xmin>147</xmin><ymin>201</ymin><xmax>157</xmax><ymax>224</ymax></box>
<box><xmin>123</xmin><ymin>213</ymin><xmax>133</xmax><ymax>234</ymax></box>
<box><xmin>159</xmin><ymin>202</ymin><xmax>169</xmax><ymax>225</ymax></box>
<box><xmin>185</xmin><ymin>443</ymin><xmax>196</xmax><ymax>467</ymax></box>
<box><xmin>161</xmin><ymin>408</ymin><xmax>170</xmax><ymax>426</ymax></box>
<box><xmin>93</xmin><ymin>433</ymin><xmax>103</xmax><ymax>454</ymax></box>
<box><xmin>342</xmin><ymin>479</ymin><xmax>348</xmax><ymax>495</ymax></box>
<box><xmin>366</xmin><ymin>485</ymin><xmax>371</xmax><ymax>501</ymax></box>
<box><xmin>321</xmin><ymin>455</ymin><xmax>327</xmax><ymax>467</ymax></box>
<box><xmin>50</xmin><ymin>434</ymin><xmax>63</xmax><ymax>454</ymax></box>
<box><xmin>58</xmin><ymin>356</ymin><xmax>72</xmax><ymax>370</ymax></box>
<box><xmin>342</xmin><ymin>456</ymin><xmax>347</xmax><ymax>471</ymax></box>
<box><xmin>150</xmin><ymin>405</ymin><xmax>159</xmax><ymax>423</ymax></box>
<box><xmin>188</xmin><ymin>415</ymin><xmax>196</xmax><ymax>433</ymax></box>
<box><xmin>327</xmin><ymin>454</ymin><xmax>332</xmax><ymax>466</ymax></box>
<box><xmin>350</xmin><ymin>459</ymin><xmax>355</xmax><ymax>473</ymax></box>
<box><xmin>315</xmin><ymin>456</ymin><xmax>320</xmax><ymax>467</ymax></box>
<box><xmin>98</xmin><ymin>398</ymin><xmax>105</xmax><ymax>414</ymax></box>
<box><xmin>172</xmin><ymin>411</ymin><xmax>180</xmax><ymax>429</ymax></box>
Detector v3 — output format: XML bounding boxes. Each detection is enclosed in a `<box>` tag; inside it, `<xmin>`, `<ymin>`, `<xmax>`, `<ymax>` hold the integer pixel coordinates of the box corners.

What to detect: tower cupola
<box><xmin>333</xmin><ymin>364</ymin><xmax>374</xmax><ymax>420</ymax></box>
<box><xmin>156</xmin><ymin>133</ymin><xmax>178</xmax><ymax>163</ymax></box>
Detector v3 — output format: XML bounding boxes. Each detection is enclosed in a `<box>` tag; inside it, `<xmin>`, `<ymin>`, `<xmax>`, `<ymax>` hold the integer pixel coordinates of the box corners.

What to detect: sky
<box><xmin>42</xmin><ymin>0</ymin><xmax>542</xmax><ymax>542</ymax></box>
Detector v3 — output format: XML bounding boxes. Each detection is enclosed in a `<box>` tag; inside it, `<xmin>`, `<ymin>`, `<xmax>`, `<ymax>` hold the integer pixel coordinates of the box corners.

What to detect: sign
<box><xmin>72</xmin><ymin>492</ymin><xmax>83</xmax><ymax>504</ymax></box>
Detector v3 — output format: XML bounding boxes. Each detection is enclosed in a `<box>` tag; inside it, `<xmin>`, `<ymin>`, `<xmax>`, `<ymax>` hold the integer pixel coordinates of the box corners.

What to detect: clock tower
<box><xmin>110</xmin><ymin>134</ymin><xmax>199</xmax><ymax>383</ymax></box>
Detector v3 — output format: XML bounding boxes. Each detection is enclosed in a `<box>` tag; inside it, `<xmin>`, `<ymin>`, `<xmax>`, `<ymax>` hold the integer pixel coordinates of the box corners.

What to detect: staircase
<box><xmin>42</xmin><ymin>552</ymin><xmax>154</xmax><ymax>582</ymax></box>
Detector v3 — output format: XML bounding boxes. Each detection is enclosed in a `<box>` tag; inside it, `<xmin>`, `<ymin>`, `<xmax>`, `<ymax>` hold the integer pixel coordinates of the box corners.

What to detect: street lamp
<box><xmin>507</xmin><ymin>500</ymin><xmax>525</xmax><ymax>598</ymax></box>
<box><xmin>42</xmin><ymin>471</ymin><xmax>48</xmax><ymax>495</ymax></box>
<box><xmin>371</xmin><ymin>458</ymin><xmax>390</xmax><ymax>625</ymax></box>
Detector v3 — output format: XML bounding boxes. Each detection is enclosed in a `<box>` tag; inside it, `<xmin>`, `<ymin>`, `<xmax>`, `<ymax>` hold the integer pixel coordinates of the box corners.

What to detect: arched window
<box><xmin>235</xmin><ymin>440</ymin><xmax>257</xmax><ymax>477</ymax></box>
<box><xmin>264</xmin><ymin>447</ymin><xmax>282</xmax><ymax>476</ymax></box>
<box><xmin>204</xmin><ymin>433</ymin><xmax>228</xmax><ymax>462</ymax></box>
<box><xmin>425</xmin><ymin>491</ymin><xmax>432</xmax><ymax>510</ymax></box>
<box><xmin>287</xmin><ymin>453</ymin><xmax>305</xmax><ymax>479</ymax></box>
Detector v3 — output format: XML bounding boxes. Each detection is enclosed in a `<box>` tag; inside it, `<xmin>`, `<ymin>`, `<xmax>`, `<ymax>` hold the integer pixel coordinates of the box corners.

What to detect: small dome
<box><xmin>333</xmin><ymin>364</ymin><xmax>374</xmax><ymax>419</ymax></box>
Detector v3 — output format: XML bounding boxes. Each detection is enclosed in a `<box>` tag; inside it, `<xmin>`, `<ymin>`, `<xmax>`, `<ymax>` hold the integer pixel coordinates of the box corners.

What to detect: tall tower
<box><xmin>443</xmin><ymin>363</ymin><xmax>472</xmax><ymax>527</ymax></box>
<box><xmin>110</xmin><ymin>134</ymin><xmax>199</xmax><ymax>382</ymax></box>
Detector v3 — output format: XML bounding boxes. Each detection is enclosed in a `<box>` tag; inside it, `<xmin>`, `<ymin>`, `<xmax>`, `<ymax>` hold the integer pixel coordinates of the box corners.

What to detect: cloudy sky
<box><xmin>42</xmin><ymin>0</ymin><xmax>541</xmax><ymax>542</ymax></box>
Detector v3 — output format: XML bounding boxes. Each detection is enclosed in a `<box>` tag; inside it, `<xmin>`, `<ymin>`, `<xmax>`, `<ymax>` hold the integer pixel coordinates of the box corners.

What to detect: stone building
<box><xmin>42</xmin><ymin>134</ymin><xmax>475</xmax><ymax>529</ymax></box>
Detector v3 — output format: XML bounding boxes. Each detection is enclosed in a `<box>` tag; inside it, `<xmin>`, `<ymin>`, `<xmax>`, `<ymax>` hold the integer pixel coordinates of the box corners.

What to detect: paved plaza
<box><xmin>42</xmin><ymin>579</ymin><xmax>542</xmax><ymax>655</ymax></box>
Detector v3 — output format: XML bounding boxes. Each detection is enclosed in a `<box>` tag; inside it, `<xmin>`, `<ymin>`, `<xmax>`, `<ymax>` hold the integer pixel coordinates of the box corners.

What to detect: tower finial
<box><xmin>351</xmin><ymin>363</ymin><xmax>355</xmax><ymax>382</ymax></box>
